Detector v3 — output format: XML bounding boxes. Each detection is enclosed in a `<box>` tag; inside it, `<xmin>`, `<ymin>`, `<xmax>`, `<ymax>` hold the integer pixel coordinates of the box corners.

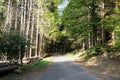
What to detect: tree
<box><xmin>61</xmin><ymin>0</ymin><xmax>91</xmax><ymax>51</ymax></box>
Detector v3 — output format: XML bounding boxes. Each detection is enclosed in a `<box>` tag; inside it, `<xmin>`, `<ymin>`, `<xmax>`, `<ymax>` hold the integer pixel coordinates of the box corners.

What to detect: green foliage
<box><xmin>60</xmin><ymin>0</ymin><xmax>120</xmax><ymax>59</ymax></box>
<box><xmin>112</xmin><ymin>44</ymin><xmax>120</xmax><ymax>52</ymax></box>
<box><xmin>0</xmin><ymin>30</ymin><xmax>29</xmax><ymax>64</ymax></box>
<box><xmin>48</xmin><ymin>2</ymin><xmax>57</xmax><ymax>12</ymax></box>
<box><xmin>103</xmin><ymin>14</ymin><xmax>120</xmax><ymax>32</ymax></box>
<box><xmin>71</xmin><ymin>38</ymin><xmax>82</xmax><ymax>49</ymax></box>
<box><xmin>26</xmin><ymin>58</ymin><xmax>51</xmax><ymax>67</ymax></box>
<box><xmin>87</xmin><ymin>45</ymin><xmax>104</xmax><ymax>56</ymax></box>
<box><xmin>61</xmin><ymin>0</ymin><xmax>89</xmax><ymax>38</ymax></box>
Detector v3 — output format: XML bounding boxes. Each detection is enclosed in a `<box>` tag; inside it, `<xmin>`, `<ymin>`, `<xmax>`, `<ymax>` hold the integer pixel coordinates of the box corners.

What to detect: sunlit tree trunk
<box><xmin>39</xmin><ymin>1</ymin><xmax>44</xmax><ymax>57</ymax></box>
<box><xmin>29</xmin><ymin>2</ymin><xmax>35</xmax><ymax>58</ymax></box>
<box><xmin>35</xmin><ymin>3</ymin><xmax>40</xmax><ymax>57</ymax></box>
<box><xmin>20</xmin><ymin>0</ymin><xmax>24</xmax><ymax>34</ymax></box>
<box><xmin>26</xmin><ymin>1</ymin><xmax>32</xmax><ymax>40</ymax></box>
<box><xmin>15</xmin><ymin>0</ymin><xmax>19</xmax><ymax>30</ymax></box>
<box><xmin>4</xmin><ymin>0</ymin><xmax>11</xmax><ymax>31</ymax></box>
<box><xmin>88</xmin><ymin>32</ymin><xmax>91</xmax><ymax>48</ymax></box>
<box><xmin>9</xmin><ymin>0</ymin><xmax>12</xmax><ymax>29</ymax></box>
<box><xmin>25</xmin><ymin>1</ymin><xmax>32</xmax><ymax>58</ymax></box>
<box><xmin>23</xmin><ymin>0</ymin><xmax>27</xmax><ymax>34</ymax></box>
<box><xmin>82</xmin><ymin>39</ymin><xmax>85</xmax><ymax>52</ymax></box>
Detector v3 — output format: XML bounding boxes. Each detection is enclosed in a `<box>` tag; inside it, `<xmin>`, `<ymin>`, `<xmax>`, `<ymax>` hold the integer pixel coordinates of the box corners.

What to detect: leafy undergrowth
<box><xmin>0</xmin><ymin>57</ymin><xmax>53</xmax><ymax>80</ymax></box>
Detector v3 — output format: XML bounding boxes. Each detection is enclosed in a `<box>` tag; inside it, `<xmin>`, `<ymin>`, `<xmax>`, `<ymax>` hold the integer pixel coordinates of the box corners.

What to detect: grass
<box><xmin>25</xmin><ymin>57</ymin><xmax>52</xmax><ymax>67</ymax></box>
<box><xmin>0</xmin><ymin>57</ymin><xmax>53</xmax><ymax>80</ymax></box>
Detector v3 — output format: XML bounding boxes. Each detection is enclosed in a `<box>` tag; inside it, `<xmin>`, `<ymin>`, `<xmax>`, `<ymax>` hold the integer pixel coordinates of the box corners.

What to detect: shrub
<box><xmin>87</xmin><ymin>45</ymin><xmax>104</xmax><ymax>56</ymax></box>
<box><xmin>112</xmin><ymin>44</ymin><xmax>120</xmax><ymax>52</ymax></box>
<box><xmin>0</xmin><ymin>30</ymin><xmax>29</xmax><ymax>65</ymax></box>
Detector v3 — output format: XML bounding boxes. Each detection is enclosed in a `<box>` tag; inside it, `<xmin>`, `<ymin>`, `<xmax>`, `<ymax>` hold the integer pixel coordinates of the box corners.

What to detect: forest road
<box><xmin>25</xmin><ymin>55</ymin><xmax>102</xmax><ymax>80</ymax></box>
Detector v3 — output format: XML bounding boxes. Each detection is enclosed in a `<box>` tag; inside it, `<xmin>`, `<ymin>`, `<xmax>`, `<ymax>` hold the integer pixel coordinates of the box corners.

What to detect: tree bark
<box><xmin>29</xmin><ymin>1</ymin><xmax>35</xmax><ymax>58</ymax></box>
<box><xmin>101</xmin><ymin>0</ymin><xmax>105</xmax><ymax>45</ymax></box>
<box><xmin>35</xmin><ymin>3</ymin><xmax>40</xmax><ymax>57</ymax></box>
<box><xmin>15</xmin><ymin>0</ymin><xmax>18</xmax><ymax>30</ymax></box>
<box><xmin>26</xmin><ymin>1</ymin><xmax>32</xmax><ymax>58</ymax></box>
<box><xmin>4</xmin><ymin>0</ymin><xmax>11</xmax><ymax>31</ymax></box>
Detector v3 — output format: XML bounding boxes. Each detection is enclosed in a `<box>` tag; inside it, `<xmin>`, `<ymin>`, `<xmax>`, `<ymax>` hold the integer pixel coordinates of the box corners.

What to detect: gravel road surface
<box><xmin>24</xmin><ymin>55</ymin><xmax>102</xmax><ymax>80</ymax></box>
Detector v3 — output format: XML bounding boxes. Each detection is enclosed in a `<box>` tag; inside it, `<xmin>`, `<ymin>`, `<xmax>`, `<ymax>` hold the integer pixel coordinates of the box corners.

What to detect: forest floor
<box><xmin>72</xmin><ymin>52</ymin><xmax>120</xmax><ymax>80</ymax></box>
<box><xmin>0</xmin><ymin>57</ymin><xmax>53</xmax><ymax>80</ymax></box>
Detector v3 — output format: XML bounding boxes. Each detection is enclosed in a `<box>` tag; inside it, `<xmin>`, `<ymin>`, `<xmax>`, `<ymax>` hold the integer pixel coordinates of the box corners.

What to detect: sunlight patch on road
<box><xmin>60</xmin><ymin>78</ymin><xmax>65</xmax><ymax>80</ymax></box>
<box><xmin>53</xmin><ymin>56</ymin><xmax>72</xmax><ymax>62</ymax></box>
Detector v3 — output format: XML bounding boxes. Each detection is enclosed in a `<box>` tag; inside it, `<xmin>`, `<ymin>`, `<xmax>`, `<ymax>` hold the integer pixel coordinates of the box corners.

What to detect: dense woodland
<box><xmin>61</xmin><ymin>0</ymin><xmax>120</xmax><ymax>59</ymax></box>
<box><xmin>0</xmin><ymin>0</ymin><xmax>120</xmax><ymax>65</ymax></box>
<box><xmin>0</xmin><ymin>0</ymin><xmax>62</xmax><ymax>65</ymax></box>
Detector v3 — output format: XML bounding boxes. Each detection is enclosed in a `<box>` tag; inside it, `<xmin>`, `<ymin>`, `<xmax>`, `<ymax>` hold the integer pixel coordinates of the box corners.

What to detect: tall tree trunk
<box><xmin>19</xmin><ymin>0</ymin><xmax>24</xmax><ymax>66</ymax></box>
<box><xmin>100</xmin><ymin>0</ymin><xmax>105</xmax><ymax>45</ymax></box>
<box><xmin>26</xmin><ymin>1</ymin><xmax>32</xmax><ymax>40</ymax></box>
<box><xmin>29</xmin><ymin>2</ymin><xmax>35</xmax><ymax>58</ymax></box>
<box><xmin>40</xmin><ymin>34</ymin><xmax>44</xmax><ymax>57</ymax></box>
<box><xmin>9</xmin><ymin>0</ymin><xmax>12</xmax><ymax>29</ymax></box>
<box><xmin>88</xmin><ymin>32</ymin><xmax>91</xmax><ymax>48</ymax></box>
<box><xmin>20</xmin><ymin>0</ymin><xmax>24</xmax><ymax>35</ymax></box>
<box><xmin>82</xmin><ymin>39</ymin><xmax>85</xmax><ymax>52</ymax></box>
<box><xmin>4</xmin><ymin>0</ymin><xmax>11</xmax><ymax>31</ymax></box>
<box><xmin>35</xmin><ymin>3</ymin><xmax>40</xmax><ymax>57</ymax></box>
<box><xmin>23</xmin><ymin>0</ymin><xmax>27</xmax><ymax>35</ymax></box>
<box><xmin>91</xmin><ymin>0</ymin><xmax>97</xmax><ymax>46</ymax></box>
<box><xmin>26</xmin><ymin>1</ymin><xmax>32</xmax><ymax>58</ymax></box>
<box><xmin>15</xmin><ymin>0</ymin><xmax>18</xmax><ymax>30</ymax></box>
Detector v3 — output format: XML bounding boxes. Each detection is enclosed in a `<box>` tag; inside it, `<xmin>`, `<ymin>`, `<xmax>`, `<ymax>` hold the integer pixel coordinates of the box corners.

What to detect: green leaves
<box><xmin>87</xmin><ymin>45</ymin><xmax>104</xmax><ymax>56</ymax></box>
<box><xmin>47</xmin><ymin>2</ymin><xmax>57</xmax><ymax>12</ymax></box>
<box><xmin>103</xmin><ymin>14</ymin><xmax>120</xmax><ymax>31</ymax></box>
<box><xmin>61</xmin><ymin>0</ymin><xmax>90</xmax><ymax>38</ymax></box>
<box><xmin>0</xmin><ymin>30</ymin><xmax>29</xmax><ymax>62</ymax></box>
